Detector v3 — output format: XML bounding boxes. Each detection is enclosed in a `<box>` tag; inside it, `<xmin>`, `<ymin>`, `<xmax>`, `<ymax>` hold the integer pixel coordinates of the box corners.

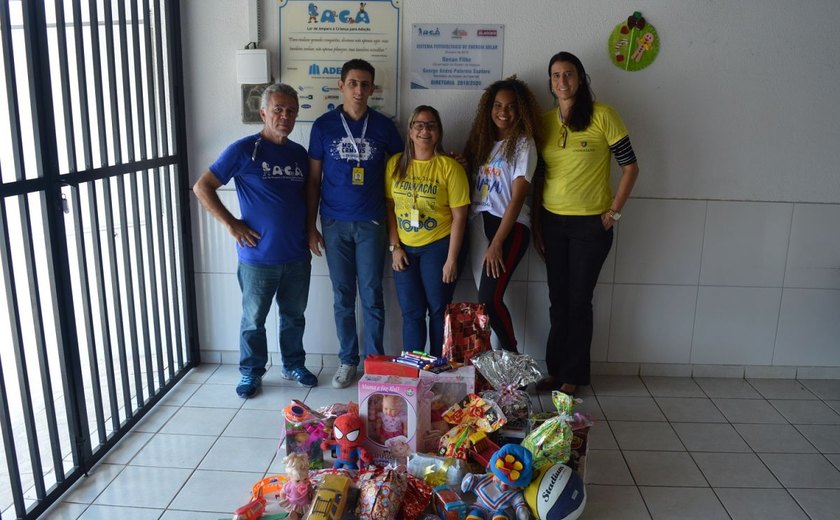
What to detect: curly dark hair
<box><xmin>463</xmin><ymin>75</ymin><xmax>543</xmax><ymax>176</ymax></box>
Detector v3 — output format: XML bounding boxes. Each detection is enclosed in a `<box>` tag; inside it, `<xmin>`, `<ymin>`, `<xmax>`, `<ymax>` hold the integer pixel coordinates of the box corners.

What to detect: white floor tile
<box><xmin>585</xmin><ymin>450</ymin><xmax>634</xmax><ymax>485</ymax></box>
<box><xmin>41</xmin><ymin>501</ymin><xmax>87</xmax><ymax>520</ymax></box>
<box><xmin>694</xmin><ymin>378</ymin><xmax>762</xmax><ymax>399</ymax></box>
<box><xmin>796</xmin><ymin>425</ymin><xmax>840</xmax><ymax>453</ymax></box>
<box><xmin>733</xmin><ymin>423</ymin><xmax>818</xmax><ymax>453</ymax></box>
<box><xmin>223</xmin><ymin>409</ymin><xmax>285</xmax><ymax>439</ymax></box>
<box><xmin>78</xmin><ymin>504</ymin><xmax>163</xmax><ymax>519</ymax></box>
<box><xmin>159</xmin><ymin>407</ymin><xmax>237</xmax><ymax>436</ymax></box>
<box><xmin>597</xmin><ymin>396</ymin><xmax>666</xmax><ymax>422</ymax></box>
<box><xmin>100</xmin><ymin>432</ymin><xmax>154</xmax><ymax>465</ymax></box>
<box><xmin>712</xmin><ymin>398</ymin><xmax>788</xmax><ymax>424</ymax></box>
<box><xmin>623</xmin><ymin>451</ymin><xmax>707</xmax><ymax>487</ymax></box>
<box><xmin>655</xmin><ymin>397</ymin><xmax>727</xmax><ymax>423</ymax></box>
<box><xmin>769</xmin><ymin>399</ymin><xmax>840</xmax><ymax>425</ymax></box>
<box><xmin>94</xmin><ymin>466</ymin><xmax>192</xmax><ymax>508</ymax></box>
<box><xmin>641</xmin><ymin>377</ymin><xmax>705</xmax><ymax>397</ymax></box>
<box><xmin>800</xmin><ymin>379</ymin><xmax>840</xmax><ymax>400</ymax></box>
<box><xmin>788</xmin><ymin>489</ymin><xmax>840</xmax><ymax>520</ymax></box>
<box><xmin>198</xmin><ymin>436</ymin><xmax>278</xmax><ymax>472</ymax></box>
<box><xmin>132</xmin><ymin>405</ymin><xmax>179</xmax><ymax>433</ymax></box>
<box><xmin>62</xmin><ymin>464</ymin><xmax>125</xmax><ymax>505</ymax></box>
<box><xmin>715</xmin><ymin>488</ymin><xmax>809</xmax><ymax>520</ymax></box>
<box><xmin>609</xmin><ymin>421</ymin><xmax>684</xmax><ymax>451</ymax></box>
<box><xmin>639</xmin><ymin>486</ymin><xmax>729</xmax><ymax>519</ymax></box>
<box><xmin>591</xmin><ymin>375</ymin><xmax>650</xmax><ymax>397</ymax></box>
<box><xmin>748</xmin><ymin>379</ymin><xmax>819</xmax><ymax>400</ymax></box>
<box><xmin>582</xmin><ymin>485</ymin><xmax>651</xmax><ymax>519</ymax></box>
<box><xmin>130</xmin><ymin>433</ymin><xmax>217</xmax><ymax>468</ymax></box>
<box><xmin>168</xmin><ymin>469</ymin><xmax>263</xmax><ymax>513</ymax></box>
<box><xmin>671</xmin><ymin>423</ymin><xmax>751</xmax><ymax>453</ymax></box>
<box><xmin>692</xmin><ymin>452</ymin><xmax>781</xmax><ymax>488</ymax></box>
<box><xmin>184</xmin><ymin>383</ymin><xmax>246</xmax><ymax>408</ymax></box>
<box><xmin>760</xmin><ymin>454</ymin><xmax>840</xmax><ymax>488</ymax></box>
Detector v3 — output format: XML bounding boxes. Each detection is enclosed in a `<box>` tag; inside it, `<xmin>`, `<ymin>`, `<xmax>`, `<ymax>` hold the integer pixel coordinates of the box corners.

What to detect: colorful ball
<box><xmin>524</xmin><ymin>464</ymin><xmax>586</xmax><ymax>520</ymax></box>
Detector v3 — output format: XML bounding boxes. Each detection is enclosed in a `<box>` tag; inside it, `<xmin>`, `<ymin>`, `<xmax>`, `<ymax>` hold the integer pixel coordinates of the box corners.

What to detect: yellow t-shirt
<box><xmin>385</xmin><ymin>153</ymin><xmax>470</xmax><ymax>247</ymax></box>
<box><xmin>540</xmin><ymin>102</ymin><xmax>628</xmax><ymax>215</ymax></box>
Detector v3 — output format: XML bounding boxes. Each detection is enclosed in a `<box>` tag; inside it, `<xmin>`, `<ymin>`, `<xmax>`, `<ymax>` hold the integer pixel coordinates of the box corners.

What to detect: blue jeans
<box><xmin>322</xmin><ymin>217</ymin><xmax>386</xmax><ymax>366</ymax></box>
<box><xmin>238</xmin><ymin>260</ymin><xmax>311</xmax><ymax>376</ymax></box>
<box><xmin>393</xmin><ymin>236</ymin><xmax>456</xmax><ymax>357</ymax></box>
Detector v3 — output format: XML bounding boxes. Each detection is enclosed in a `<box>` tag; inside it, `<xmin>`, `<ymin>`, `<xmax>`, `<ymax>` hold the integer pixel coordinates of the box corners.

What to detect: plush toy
<box><xmin>320</xmin><ymin>411</ymin><xmax>372</xmax><ymax>470</ymax></box>
<box><xmin>460</xmin><ymin>444</ymin><xmax>534</xmax><ymax>520</ymax></box>
<box><xmin>277</xmin><ymin>452</ymin><xmax>313</xmax><ymax>519</ymax></box>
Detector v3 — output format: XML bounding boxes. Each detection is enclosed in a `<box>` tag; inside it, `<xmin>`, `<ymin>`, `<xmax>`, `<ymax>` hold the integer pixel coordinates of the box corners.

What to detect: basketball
<box><xmin>523</xmin><ymin>463</ymin><xmax>586</xmax><ymax>520</ymax></box>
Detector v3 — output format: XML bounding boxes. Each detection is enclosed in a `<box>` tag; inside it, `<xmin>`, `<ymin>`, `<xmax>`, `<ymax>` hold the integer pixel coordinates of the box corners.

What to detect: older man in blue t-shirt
<box><xmin>193</xmin><ymin>83</ymin><xmax>318</xmax><ymax>398</ymax></box>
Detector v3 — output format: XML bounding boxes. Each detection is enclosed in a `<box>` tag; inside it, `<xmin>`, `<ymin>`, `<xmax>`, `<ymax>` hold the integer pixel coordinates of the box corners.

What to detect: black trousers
<box><xmin>542</xmin><ymin>210</ymin><xmax>613</xmax><ymax>385</ymax></box>
<box><xmin>477</xmin><ymin>212</ymin><xmax>530</xmax><ymax>352</ymax></box>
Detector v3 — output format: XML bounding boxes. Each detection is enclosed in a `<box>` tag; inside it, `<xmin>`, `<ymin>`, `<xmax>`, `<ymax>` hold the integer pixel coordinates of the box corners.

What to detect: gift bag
<box><xmin>356</xmin><ymin>464</ymin><xmax>408</xmax><ymax>520</ymax></box>
<box><xmin>442</xmin><ymin>303</ymin><xmax>492</xmax><ymax>390</ymax></box>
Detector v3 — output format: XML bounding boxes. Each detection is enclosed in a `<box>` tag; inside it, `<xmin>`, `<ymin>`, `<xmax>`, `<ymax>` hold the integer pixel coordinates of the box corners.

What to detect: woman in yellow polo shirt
<box><xmin>533</xmin><ymin>52</ymin><xmax>639</xmax><ymax>395</ymax></box>
<box><xmin>386</xmin><ymin>106</ymin><xmax>470</xmax><ymax>357</ymax></box>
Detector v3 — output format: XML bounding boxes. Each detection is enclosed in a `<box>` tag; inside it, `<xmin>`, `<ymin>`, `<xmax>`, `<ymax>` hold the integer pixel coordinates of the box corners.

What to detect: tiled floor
<box><xmin>40</xmin><ymin>366</ymin><xmax>840</xmax><ymax>519</ymax></box>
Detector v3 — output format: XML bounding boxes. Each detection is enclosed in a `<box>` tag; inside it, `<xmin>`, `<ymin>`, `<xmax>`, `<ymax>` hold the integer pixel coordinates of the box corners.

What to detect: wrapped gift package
<box><xmin>438</xmin><ymin>393</ymin><xmax>506</xmax><ymax>460</ymax></box>
<box><xmin>355</xmin><ymin>464</ymin><xmax>408</xmax><ymax>520</ymax></box>
<box><xmin>358</xmin><ymin>374</ymin><xmax>429</xmax><ymax>465</ymax></box>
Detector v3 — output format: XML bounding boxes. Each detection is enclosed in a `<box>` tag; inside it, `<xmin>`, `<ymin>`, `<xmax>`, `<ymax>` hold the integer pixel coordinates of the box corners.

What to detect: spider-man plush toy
<box><xmin>320</xmin><ymin>412</ymin><xmax>372</xmax><ymax>470</ymax></box>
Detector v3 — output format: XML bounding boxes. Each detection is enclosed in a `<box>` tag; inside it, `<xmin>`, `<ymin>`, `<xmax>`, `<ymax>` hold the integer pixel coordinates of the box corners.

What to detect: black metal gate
<box><xmin>0</xmin><ymin>1</ymin><xmax>198</xmax><ymax>517</ymax></box>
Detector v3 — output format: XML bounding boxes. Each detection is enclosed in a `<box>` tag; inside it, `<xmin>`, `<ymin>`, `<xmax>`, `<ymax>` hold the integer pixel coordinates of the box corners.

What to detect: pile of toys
<box><xmin>229</xmin><ymin>350</ymin><xmax>592</xmax><ymax>520</ymax></box>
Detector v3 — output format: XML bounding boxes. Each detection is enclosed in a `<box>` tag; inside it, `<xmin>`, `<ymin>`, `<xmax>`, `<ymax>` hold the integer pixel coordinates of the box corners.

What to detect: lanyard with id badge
<box><xmin>339</xmin><ymin>112</ymin><xmax>369</xmax><ymax>185</ymax></box>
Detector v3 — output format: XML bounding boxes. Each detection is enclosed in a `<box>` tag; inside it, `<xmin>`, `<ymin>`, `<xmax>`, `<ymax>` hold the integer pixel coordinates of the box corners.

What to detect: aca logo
<box><xmin>308</xmin><ymin>2</ymin><xmax>370</xmax><ymax>25</ymax></box>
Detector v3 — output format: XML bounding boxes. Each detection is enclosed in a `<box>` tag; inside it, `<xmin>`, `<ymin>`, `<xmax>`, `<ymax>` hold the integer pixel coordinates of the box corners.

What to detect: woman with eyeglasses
<box><xmin>533</xmin><ymin>52</ymin><xmax>639</xmax><ymax>395</ymax></box>
<box><xmin>385</xmin><ymin>106</ymin><xmax>470</xmax><ymax>356</ymax></box>
<box><xmin>462</xmin><ymin>76</ymin><xmax>543</xmax><ymax>354</ymax></box>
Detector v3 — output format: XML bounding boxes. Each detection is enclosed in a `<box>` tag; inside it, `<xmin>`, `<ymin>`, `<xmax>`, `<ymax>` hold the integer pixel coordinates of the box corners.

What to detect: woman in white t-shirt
<box><xmin>463</xmin><ymin>76</ymin><xmax>543</xmax><ymax>353</ymax></box>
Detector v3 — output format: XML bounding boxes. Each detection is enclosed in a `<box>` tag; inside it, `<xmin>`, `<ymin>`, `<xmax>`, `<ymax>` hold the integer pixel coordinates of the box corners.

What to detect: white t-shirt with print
<box><xmin>470</xmin><ymin>136</ymin><xmax>537</xmax><ymax>228</ymax></box>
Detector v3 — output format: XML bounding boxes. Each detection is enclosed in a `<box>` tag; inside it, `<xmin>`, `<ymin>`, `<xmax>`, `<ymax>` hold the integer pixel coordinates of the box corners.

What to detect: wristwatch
<box><xmin>608</xmin><ymin>209</ymin><xmax>622</xmax><ymax>221</ymax></box>
<box><xmin>389</xmin><ymin>243</ymin><xmax>401</xmax><ymax>252</ymax></box>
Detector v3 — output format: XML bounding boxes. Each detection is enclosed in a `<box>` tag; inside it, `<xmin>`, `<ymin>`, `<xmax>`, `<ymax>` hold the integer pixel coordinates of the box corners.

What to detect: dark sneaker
<box><xmin>236</xmin><ymin>374</ymin><xmax>262</xmax><ymax>398</ymax></box>
<box><xmin>281</xmin><ymin>366</ymin><xmax>318</xmax><ymax>388</ymax></box>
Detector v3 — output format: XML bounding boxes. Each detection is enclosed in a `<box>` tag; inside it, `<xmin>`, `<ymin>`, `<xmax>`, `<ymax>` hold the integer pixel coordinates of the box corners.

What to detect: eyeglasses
<box><xmin>410</xmin><ymin>121</ymin><xmax>439</xmax><ymax>131</ymax></box>
<box><xmin>557</xmin><ymin>124</ymin><xmax>568</xmax><ymax>149</ymax></box>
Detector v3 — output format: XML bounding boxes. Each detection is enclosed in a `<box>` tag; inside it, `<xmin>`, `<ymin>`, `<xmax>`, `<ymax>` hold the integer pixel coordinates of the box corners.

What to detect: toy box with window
<box><xmin>358</xmin><ymin>374</ymin><xmax>428</xmax><ymax>465</ymax></box>
<box><xmin>419</xmin><ymin>365</ymin><xmax>475</xmax><ymax>452</ymax></box>
<box><xmin>282</xmin><ymin>399</ymin><xmax>327</xmax><ymax>469</ymax></box>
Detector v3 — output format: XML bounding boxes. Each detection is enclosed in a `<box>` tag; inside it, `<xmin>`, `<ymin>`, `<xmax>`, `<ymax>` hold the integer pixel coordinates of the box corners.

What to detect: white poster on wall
<box><xmin>279</xmin><ymin>0</ymin><xmax>401</xmax><ymax>121</ymax></box>
<box><xmin>410</xmin><ymin>24</ymin><xmax>504</xmax><ymax>90</ymax></box>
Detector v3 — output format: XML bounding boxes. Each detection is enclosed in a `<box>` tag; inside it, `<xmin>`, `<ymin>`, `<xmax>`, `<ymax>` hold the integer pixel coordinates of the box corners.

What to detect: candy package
<box><xmin>521</xmin><ymin>390</ymin><xmax>574</xmax><ymax>468</ymax></box>
<box><xmin>438</xmin><ymin>393</ymin><xmax>506</xmax><ymax>460</ymax></box>
<box><xmin>471</xmin><ymin>350</ymin><xmax>544</xmax><ymax>433</ymax></box>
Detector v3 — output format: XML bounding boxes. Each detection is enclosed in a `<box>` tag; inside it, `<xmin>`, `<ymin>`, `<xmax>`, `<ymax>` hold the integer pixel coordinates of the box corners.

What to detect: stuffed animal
<box><xmin>320</xmin><ymin>411</ymin><xmax>372</xmax><ymax>470</ymax></box>
<box><xmin>461</xmin><ymin>444</ymin><xmax>534</xmax><ymax>520</ymax></box>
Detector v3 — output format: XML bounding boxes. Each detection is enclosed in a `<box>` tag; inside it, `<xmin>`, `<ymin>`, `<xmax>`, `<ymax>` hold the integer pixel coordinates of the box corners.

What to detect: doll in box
<box><xmin>277</xmin><ymin>452</ymin><xmax>313</xmax><ymax>519</ymax></box>
<box><xmin>378</xmin><ymin>394</ymin><xmax>407</xmax><ymax>442</ymax></box>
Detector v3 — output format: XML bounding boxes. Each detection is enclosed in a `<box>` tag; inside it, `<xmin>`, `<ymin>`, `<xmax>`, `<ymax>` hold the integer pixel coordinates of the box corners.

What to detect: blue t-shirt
<box><xmin>209</xmin><ymin>133</ymin><xmax>310</xmax><ymax>265</ymax></box>
<box><xmin>309</xmin><ymin>106</ymin><xmax>403</xmax><ymax>221</ymax></box>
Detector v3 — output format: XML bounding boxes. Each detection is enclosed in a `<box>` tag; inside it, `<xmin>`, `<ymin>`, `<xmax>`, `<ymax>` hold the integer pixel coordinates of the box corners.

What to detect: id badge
<box><xmin>352</xmin><ymin>167</ymin><xmax>365</xmax><ymax>185</ymax></box>
<box><xmin>410</xmin><ymin>208</ymin><xmax>420</xmax><ymax>229</ymax></box>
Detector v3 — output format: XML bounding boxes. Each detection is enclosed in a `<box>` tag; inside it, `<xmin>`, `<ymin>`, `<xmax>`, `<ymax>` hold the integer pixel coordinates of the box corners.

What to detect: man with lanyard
<box><xmin>194</xmin><ymin>83</ymin><xmax>318</xmax><ymax>398</ymax></box>
<box><xmin>307</xmin><ymin>59</ymin><xmax>403</xmax><ymax>389</ymax></box>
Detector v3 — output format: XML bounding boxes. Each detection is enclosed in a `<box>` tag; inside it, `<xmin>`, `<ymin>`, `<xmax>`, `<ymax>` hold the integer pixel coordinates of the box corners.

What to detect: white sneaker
<box><xmin>332</xmin><ymin>364</ymin><xmax>357</xmax><ymax>389</ymax></box>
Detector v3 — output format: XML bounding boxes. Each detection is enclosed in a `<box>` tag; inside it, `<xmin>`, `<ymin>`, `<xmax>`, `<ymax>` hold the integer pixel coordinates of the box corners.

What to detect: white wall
<box><xmin>183</xmin><ymin>0</ymin><xmax>840</xmax><ymax>376</ymax></box>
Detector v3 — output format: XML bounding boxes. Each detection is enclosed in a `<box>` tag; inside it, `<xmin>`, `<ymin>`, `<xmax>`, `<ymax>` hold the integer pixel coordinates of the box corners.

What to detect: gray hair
<box><xmin>260</xmin><ymin>83</ymin><xmax>299</xmax><ymax>110</ymax></box>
